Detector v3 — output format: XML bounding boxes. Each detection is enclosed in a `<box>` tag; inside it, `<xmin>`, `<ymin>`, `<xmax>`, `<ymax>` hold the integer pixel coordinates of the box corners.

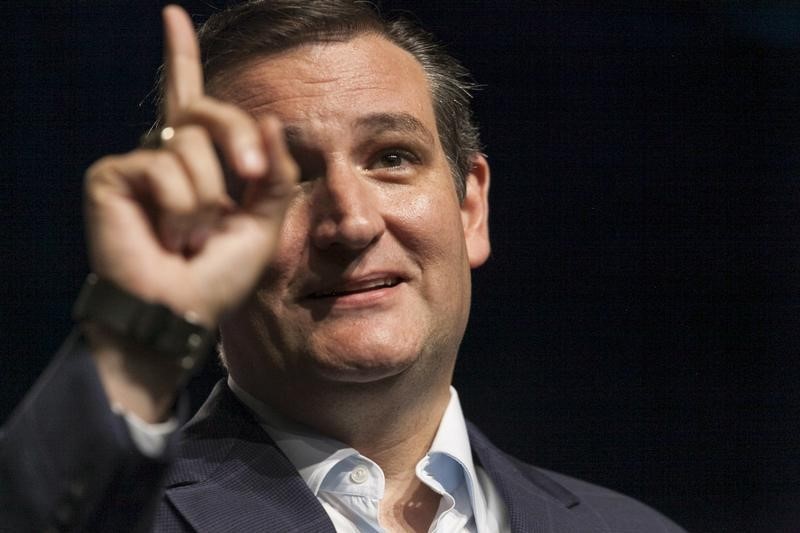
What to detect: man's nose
<box><xmin>309</xmin><ymin>163</ymin><xmax>385</xmax><ymax>250</ymax></box>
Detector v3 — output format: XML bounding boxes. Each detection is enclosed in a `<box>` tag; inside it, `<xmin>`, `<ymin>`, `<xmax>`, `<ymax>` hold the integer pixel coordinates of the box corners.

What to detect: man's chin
<box><xmin>313</xmin><ymin>361</ymin><xmax>413</xmax><ymax>385</ymax></box>
<box><xmin>303</xmin><ymin>349</ymin><xmax>420</xmax><ymax>385</ymax></box>
<box><xmin>296</xmin><ymin>327</ymin><xmax>429</xmax><ymax>381</ymax></box>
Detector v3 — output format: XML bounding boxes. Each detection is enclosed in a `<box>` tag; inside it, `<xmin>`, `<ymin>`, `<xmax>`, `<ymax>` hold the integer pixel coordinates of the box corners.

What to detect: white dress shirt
<box><xmin>229</xmin><ymin>378</ymin><xmax>509</xmax><ymax>533</ymax></box>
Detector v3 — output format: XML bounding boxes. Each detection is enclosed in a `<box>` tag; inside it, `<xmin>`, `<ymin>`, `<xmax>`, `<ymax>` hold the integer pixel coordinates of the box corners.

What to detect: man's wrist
<box><xmin>73</xmin><ymin>273</ymin><xmax>215</xmax><ymax>373</ymax></box>
<box><xmin>112</xmin><ymin>402</ymin><xmax>179</xmax><ymax>458</ymax></box>
<box><xmin>84</xmin><ymin>322</ymin><xmax>183</xmax><ymax>423</ymax></box>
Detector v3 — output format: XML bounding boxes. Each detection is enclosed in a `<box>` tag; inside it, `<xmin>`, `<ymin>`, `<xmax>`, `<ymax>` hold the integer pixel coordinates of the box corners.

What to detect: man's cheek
<box><xmin>268</xmin><ymin>211</ymin><xmax>309</xmax><ymax>276</ymax></box>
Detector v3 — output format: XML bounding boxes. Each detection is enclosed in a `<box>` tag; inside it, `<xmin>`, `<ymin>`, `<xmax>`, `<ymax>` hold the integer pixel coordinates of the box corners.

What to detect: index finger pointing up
<box><xmin>163</xmin><ymin>5</ymin><xmax>204</xmax><ymax>123</ymax></box>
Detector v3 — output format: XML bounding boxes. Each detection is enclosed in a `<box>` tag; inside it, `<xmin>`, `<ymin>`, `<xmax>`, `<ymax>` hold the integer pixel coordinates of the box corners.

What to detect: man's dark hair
<box><xmin>186</xmin><ymin>0</ymin><xmax>481</xmax><ymax>200</ymax></box>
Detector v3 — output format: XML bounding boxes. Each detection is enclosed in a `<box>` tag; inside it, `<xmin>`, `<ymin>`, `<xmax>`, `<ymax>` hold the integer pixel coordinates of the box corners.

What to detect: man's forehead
<box><xmin>210</xmin><ymin>33</ymin><xmax>434</xmax><ymax>122</ymax></box>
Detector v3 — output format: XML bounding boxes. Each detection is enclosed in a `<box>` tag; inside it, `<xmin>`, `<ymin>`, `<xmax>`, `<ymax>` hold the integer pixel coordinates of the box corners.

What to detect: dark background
<box><xmin>3</xmin><ymin>2</ymin><xmax>799</xmax><ymax>531</ymax></box>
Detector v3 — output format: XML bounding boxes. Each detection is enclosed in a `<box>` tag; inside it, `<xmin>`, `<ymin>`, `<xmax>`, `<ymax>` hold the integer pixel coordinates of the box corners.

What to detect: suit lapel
<box><xmin>163</xmin><ymin>382</ymin><xmax>336</xmax><ymax>533</ymax></box>
<box><xmin>468</xmin><ymin>422</ymin><xmax>611</xmax><ymax>533</ymax></box>
<box><xmin>163</xmin><ymin>384</ymin><xmax>612</xmax><ymax>532</ymax></box>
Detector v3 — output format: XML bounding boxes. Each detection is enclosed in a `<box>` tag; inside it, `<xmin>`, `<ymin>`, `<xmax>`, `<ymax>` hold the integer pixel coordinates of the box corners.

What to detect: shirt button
<box><xmin>350</xmin><ymin>465</ymin><xmax>369</xmax><ymax>484</ymax></box>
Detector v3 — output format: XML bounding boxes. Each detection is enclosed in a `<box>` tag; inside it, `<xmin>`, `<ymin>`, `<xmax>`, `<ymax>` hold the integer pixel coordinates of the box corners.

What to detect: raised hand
<box><xmin>85</xmin><ymin>6</ymin><xmax>298</xmax><ymax>327</ymax></box>
<box><xmin>82</xmin><ymin>6</ymin><xmax>298</xmax><ymax>420</ymax></box>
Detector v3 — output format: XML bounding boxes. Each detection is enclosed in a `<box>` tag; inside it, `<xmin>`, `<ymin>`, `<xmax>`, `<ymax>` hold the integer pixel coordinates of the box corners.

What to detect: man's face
<box><xmin>216</xmin><ymin>34</ymin><xmax>490</xmax><ymax>391</ymax></box>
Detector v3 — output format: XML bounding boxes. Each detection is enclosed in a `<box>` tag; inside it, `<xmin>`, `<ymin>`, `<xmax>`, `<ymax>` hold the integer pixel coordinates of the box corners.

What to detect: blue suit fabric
<box><xmin>0</xmin><ymin>334</ymin><xmax>686</xmax><ymax>532</ymax></box>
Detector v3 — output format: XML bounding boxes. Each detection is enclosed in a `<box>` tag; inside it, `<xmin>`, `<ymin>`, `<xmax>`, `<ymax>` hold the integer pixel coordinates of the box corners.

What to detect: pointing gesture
<box><xmin>83</xmin><ymin>6</ymin><xmax>298</xmax><ymax>420</ymax></box>
<box><xmin>161</xmin><ymin>6</ymin><xmax>271</xmax><ymax>180</ymax></box>
<box><xmin>163</xmin><ymin>6</ymin><xmax>204</xmax><ymax>117</ymax></box>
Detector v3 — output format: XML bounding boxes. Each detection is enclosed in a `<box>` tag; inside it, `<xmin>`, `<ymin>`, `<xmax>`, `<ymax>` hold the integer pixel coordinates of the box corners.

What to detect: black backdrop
<box><xmin>3</xmin><ymin>2</ymin><xmax>800</xmax><ymax>532</ymax></box>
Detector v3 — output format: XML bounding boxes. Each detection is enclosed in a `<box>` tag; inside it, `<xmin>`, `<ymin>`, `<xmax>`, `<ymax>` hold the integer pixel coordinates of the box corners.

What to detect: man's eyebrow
<box><xmin>280</xmin><ymin>113</ymin><xmax>435</xmax><ymax>148</ymax></box>
<box><xmin>354</xmin><ymin>112</ymin><xmax>435</xmax><ymax>145</ymax></box>
<box><xmin>282</xmin><ymin>125</ymin><xmax>306</xmax><ymax>146</ymax></box>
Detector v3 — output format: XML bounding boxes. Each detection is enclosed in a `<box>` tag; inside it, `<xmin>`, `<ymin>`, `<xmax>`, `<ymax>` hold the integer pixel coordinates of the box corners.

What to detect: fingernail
<box><xmin>240</xmin><ymin>148</ymin><xmax>266</xmax><ymax>175</ymax></box>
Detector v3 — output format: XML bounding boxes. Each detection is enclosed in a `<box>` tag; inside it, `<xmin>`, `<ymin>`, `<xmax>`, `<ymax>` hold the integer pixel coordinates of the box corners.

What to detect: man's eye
<box><xmin>371</xmin><ymin>150</ymin><xmax>417</xmax><ymax>169</ymax></box>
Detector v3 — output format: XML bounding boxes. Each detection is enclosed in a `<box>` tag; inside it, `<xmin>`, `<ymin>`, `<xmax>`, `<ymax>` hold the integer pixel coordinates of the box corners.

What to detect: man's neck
<box><xmin>264</xmin><ymin>377</ymin><xmax>451</xmax><ymax>532</ymax></box>
<box><xmin>260</xmin><ymin>376</ymin><xmax>450</xmax><ymax>470</ymax></box>
<box><xmin>381</xmin><ymin>470</ymin><xmax>442</xmax><ymax>533</ymax></box>
<box><xmin>237</xmin><ymin>370</ymin><xmax>452</xmax><ymax>478</ymax></box>
<box><xmin>229</xmin><ymin>369</ymin><xmax>456</xmax><ymax>532</ymax></box>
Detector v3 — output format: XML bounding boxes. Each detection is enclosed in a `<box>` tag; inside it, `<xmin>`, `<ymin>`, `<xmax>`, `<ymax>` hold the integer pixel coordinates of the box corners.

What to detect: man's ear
<box><xmin>461</xmin><ymin>153</ymin><xmax>491</xmax><ymax>268</ymax></box>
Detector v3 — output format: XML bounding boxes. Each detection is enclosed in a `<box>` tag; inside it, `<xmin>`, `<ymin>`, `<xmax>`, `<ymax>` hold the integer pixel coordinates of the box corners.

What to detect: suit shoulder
<box><xmin>467</xmin><ymin>423</ymin><xmax>687</xmax><ymax>532</ymax></box>
<box><xmin>514</xmin><ymin>458</ymin><xmax>687</xmax><ymax>532</ymax></box>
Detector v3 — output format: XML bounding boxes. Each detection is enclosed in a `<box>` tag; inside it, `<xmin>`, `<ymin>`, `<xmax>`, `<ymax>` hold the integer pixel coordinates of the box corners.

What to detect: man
<box><xmin>1</xmin><ymin>1</ymin><xmax>686</xmax><ymax>531</ymax></box>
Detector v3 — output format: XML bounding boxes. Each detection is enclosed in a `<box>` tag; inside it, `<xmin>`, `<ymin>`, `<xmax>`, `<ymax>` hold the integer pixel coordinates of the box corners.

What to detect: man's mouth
<box><xmin>309</xmin><ymin>277</ymin><xmax>403</xmax><ymax>299</ymax></box>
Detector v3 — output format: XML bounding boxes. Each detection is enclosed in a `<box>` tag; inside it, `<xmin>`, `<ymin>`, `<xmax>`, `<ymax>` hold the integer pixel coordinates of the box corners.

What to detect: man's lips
<box><xmin>307</xmin><ymin>276</ymin><xmax>404</xmax><ymax>299</ymax></box>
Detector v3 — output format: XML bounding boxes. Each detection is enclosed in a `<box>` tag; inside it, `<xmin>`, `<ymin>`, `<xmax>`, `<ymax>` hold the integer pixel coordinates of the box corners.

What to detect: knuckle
<box><xmin>166</xmin><ymin>194</ymin><xmax>197</xmax><ymax>217</ymax></box>
<box><xmin>176</xmin><ymin>96</ymin><xmax>261</xmax><ymax>155</ymax></box>
<box><xmin>171</xmin><ymin>125</ymin><xmax>209</xmax><ymax>149</ymax></box>
<box><xmin>206</xmin><ymin>99</ymin><xmax>259</xmax><ymax>141</ymax></box>
<box><xmin>84</xmin><ymin>154</ymin><xmax>119</xmax><ymax>181</ymax></box>
<box><xmin>198</xmin><ymin>180</ymin><xmax>226</xmax><ymax>202</ymax></box>
<box><xmin>83</xmin><ymin>155</ymin><xmax>135</xmax><ymax>202</ymax></box>
<box><xmin>181</xmin><ymin>97</ymin><xmax>208</xmax><ymax>117</ymax></box>
<box><xmin>204</xmin><ymin>96</ymin><xmax>246</xmax><ymax>120</ymax></box>
<box><xmin>224</xmin><ymin>126</ymin><xmax>260</xmax><ymax>153</ymax></box>
<box><xmin>84</xmin><ymin>160</ymin><xmax>107</xmax><ymax>184</ymax></box>
<box><xmin>150</xmin><ymin>151</ymin><xmax>181</xmax><ymax>175</ymax></box>
<box><xmin>184</xmin><ymin>96</ymin><xmax>235</xmax><ymax>121</ymax></box>
<box><xmin>194</xmin><ymin>186</ymin><xmax>225</xmax><ymax>209</ymax></box>
<box><xmin>143</xmin><ymin>158</ymin><xmax>195</xmax><ymax>213</ymax></box>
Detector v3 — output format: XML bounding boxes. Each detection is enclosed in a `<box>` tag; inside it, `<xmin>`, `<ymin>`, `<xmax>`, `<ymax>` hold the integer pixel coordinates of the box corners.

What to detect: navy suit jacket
<box><xmin>1</xmin><ymin>334</ymin><xmax>686</xmax><ymax>532</ymax></box>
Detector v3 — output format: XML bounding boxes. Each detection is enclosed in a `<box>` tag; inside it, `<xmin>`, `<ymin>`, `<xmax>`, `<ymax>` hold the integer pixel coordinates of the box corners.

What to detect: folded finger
<box><xmin>166</xmin><ymin>126</ymin><xmax>233</xmax><ymax>251</ymax></box>
<box><xmin>166</xmin><ymin>125</ymin><xmax>230</xmax><ymax>209</ymax></box>
<box><xmin>243</xmin><ymin>115</ymin><xmax>300</xmax><ymax>217</ymax></box>
<box><xmin>87</xmin><ymin>150</ymin><xmax>200</xmax><ymax>253</ymax></box>
<box><xmin>173</xmin><ymin>96</ymin><xmax>268</xmax><ymax>179</ymax></box>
